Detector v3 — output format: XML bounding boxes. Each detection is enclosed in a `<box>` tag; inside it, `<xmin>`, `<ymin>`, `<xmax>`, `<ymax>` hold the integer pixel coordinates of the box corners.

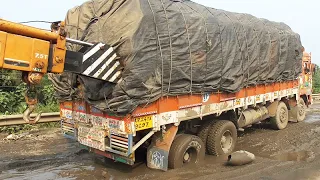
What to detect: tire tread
<box><xmin>207</xmin><ymin>120</ymin><xmax>236</xmax><ymax>156</ymax></box>
<box><xmin>168</xmin><ymin>134</ymin><xmax>205</xmax><ymax>169</ymax></box>
<box><xmin>270</xmin><ymin>101</ymin><xmax>289</xmax><ymax>130</ymax></box>
<box><xmin>197</xmin><ymin>120</ymin><xmax>217</xmax><ymax>152</ymax></box>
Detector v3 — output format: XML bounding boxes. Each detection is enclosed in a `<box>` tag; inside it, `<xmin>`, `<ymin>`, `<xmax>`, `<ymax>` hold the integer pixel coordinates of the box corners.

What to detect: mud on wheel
<box><xmin>197</xmin><ymin>120</ymin><xmax>217</xmax><ymax>153</ymax></box>
<box><xmin>296</xmin><ymin>98</ymin><xmax>307</xmax><ymax>122</ymax></box>
<box><xmin>168</xmin><ymin>134</ymin><xmax>205</xmax><ymax>169</ymax></box>
<box><xmin>270</xmin><ymin>101</ymin><xmax>289</xmax><ymax>130</ymax></box>
<box><xmin>206</xmin><ymin>120</ymin><xmax>237</xmax><ymax>156</ymax></box>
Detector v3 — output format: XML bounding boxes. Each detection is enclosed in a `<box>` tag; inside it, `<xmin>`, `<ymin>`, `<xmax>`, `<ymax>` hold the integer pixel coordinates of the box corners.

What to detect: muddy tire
<box><xmin>206</xmin><ymin>120</ymin><xmax>237</xmax><ymax>156</ymax></box>
<box><xmin>296</xmin><ymin>98</ymin><xmax>307</xmax><ymax>122</ymax></box>
<box><xmin>270</xmin><ymin>101</ymin><xmax>289</xmax><ymax>130</ymax></box>
<box><xmin>197</xmin><ymin>120</ymin><xmax>217</xmax><ymax>152</ymax></box>
<box><xmin>168</xmin><ymin>134</ymin><xmax>205</xmax><ymax>169</ymax></box>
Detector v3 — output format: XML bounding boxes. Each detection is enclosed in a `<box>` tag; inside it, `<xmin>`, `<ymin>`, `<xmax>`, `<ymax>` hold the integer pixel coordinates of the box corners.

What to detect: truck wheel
<box><xmin>270</xmin><ymin>101</ymin><xmax>289</xmax><ymax>130</ymax></box>
<box><xmin>197</xmin><ymin>120</ymin><xmax>216</xmax><ymax>152</ymax></box>
<box><xmin>206</xmin><ymin>120</ymin><xmax>237</xmax><ymax>156</ymax></box>
<box><xmin>168</xmin><ymin>134</ymin><xmax>205</xmax><ymax>169</ymax></box>
<box><xmin>296</xmin><ymin>98</ymin><xmax>307</xmax><ymax>122</ymax></box>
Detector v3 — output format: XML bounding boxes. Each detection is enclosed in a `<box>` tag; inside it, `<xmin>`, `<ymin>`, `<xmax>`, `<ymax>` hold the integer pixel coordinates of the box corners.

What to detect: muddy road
<box><xmin>1</xmin><ymin>104</ymin><xmax>320</xmax><ymax>180</ymax></box>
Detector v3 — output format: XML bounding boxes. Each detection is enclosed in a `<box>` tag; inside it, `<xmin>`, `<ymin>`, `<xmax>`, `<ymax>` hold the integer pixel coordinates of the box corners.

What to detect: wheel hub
<box><xmin>183</xmin><ymin>152</ymin><xmax>190</xmax><ymax>163</ymax></box>
<box><xmin>221</xmin><ymin>136</ymin><xmax>226</xmax><ymax>144</ymax></box>
<box><xmin>299</xmin><ymin>108</ymin><xmax>305</xmax><ymax>116</ymax></box>
<box><xmin>279</xmin><ymin>107</ymin><xmax>287</xmax><ymax>123</ymax></box>
<box><xmin>220</xmin><ymin>130</ymin><xmax>233</xmax><ymax>153</ymax></box>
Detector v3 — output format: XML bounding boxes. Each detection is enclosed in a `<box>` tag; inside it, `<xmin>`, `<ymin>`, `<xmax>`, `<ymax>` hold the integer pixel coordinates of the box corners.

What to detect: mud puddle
<box><xmin>0</xmin><ymin>151</ymin><xmax>231</xmax><ymax>180</ymax></box>
<box><xmin>2</xmin><ymin>164</ymin><xmax>76</xmax><ymax>180</ymax></box>
<box><xmin>269</xmin><ymin>150</ymin><xmax>315</xmax><ymax>162</ymax></box>
<box><xmin>0</xmin><ymin>152</ymin><xmax>103</xmax><ymax>180</ymax></box>
<box><xmin>305</xmin><ymin>113</ymin><xmax>320</xmax><ymax>123</ymax></box>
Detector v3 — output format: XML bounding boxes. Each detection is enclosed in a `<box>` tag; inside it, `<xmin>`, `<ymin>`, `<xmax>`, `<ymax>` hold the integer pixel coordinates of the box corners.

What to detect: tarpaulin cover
<box><xmin>49</xmin><ymin>0</ymin><xmax>303</xmax><ymax>115</ymax></box>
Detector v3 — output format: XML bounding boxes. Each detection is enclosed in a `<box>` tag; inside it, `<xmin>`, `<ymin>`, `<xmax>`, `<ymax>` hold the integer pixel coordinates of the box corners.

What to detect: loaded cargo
<box><xmin>51</xmin><ymin>0</ymin><xmax>314</xmax><ymax>171</ymax></box>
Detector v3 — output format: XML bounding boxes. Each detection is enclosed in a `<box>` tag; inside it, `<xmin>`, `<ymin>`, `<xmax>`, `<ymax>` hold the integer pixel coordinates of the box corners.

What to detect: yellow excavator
<box><xmin>0</xmin><ymin>19</ymin><xmax>112</xmax><ymax>123</ymax></box>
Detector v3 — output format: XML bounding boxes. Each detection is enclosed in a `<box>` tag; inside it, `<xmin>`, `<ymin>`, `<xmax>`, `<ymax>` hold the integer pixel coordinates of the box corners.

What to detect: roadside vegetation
<box><xmin>0</xmin><ymin>70</ymin><xmax>59</xmax><ymax>115</ymax></box>
<box><xmin>313</xmin><ymin>64</ymin><xmax>320</xmax><ymax>94</ymax></box>
<box><xmin>0</xmin><ymin>70</ymin><xmax>59</xmax><ymax>134</ymax></box>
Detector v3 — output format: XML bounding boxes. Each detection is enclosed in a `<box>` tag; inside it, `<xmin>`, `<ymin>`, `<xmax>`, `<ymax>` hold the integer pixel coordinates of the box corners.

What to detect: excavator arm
<box><xmin>0</xmin><ymin>19</ymin><xmax>121</xmax><ymax>123</ymax></box>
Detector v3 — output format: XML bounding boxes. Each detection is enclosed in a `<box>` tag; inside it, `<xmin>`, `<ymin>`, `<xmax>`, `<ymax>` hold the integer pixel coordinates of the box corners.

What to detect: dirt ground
<box><xmin>1</xmin><ymin>103</ymin><xmax>320</xmax><ymax>180</ymax></box>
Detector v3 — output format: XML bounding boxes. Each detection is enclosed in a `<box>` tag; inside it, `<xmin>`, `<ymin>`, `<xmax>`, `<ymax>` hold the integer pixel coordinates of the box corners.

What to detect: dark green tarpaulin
<box><xmin>49</xmin><ymin>0</ymin><xmax>303</xmax><ymax>115</ymax></box>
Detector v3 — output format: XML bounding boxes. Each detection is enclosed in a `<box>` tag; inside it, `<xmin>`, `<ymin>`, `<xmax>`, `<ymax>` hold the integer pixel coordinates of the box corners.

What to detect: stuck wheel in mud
<box><xmin>270</xmin><ymin>101</ymin><xmax>289</xmax><ymax>130</ymax></box>
<box><xmin>206</xmin><ymin>120</ymin><xmax>237</xmax><ymax>156</ymax></box>
<box><xmin>296</xmin><ymin>98</ymin><xmax>307</xmax><ymax>122</ymax></box>
<box><xmin>168</xmin><ymin>134</ymin><xmax>205</xmax><ymax>169</ymax></box>
<box><xmin>197</xmin><ymin>120</ymin><xmax>217</xmax><ymax>153</ymax></box>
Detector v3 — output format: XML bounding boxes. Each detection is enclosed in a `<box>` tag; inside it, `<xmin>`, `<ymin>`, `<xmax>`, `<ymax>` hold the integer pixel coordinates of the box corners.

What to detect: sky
<box><xmin>0</xmin><ymin>0</ymin><xmax>318</xmax><ymax>65</ymax></box>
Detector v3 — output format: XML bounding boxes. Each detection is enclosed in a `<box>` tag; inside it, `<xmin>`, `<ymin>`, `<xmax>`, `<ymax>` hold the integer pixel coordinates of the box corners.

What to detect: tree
<box><xmin>312</xmin><ymin>64</ymin><xmax>320</xmax><ymax>94</ymax></box>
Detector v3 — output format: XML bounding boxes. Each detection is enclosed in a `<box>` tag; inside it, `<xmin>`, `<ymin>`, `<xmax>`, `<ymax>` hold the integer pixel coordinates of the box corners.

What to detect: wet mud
<box><xmin>1</xmin><ymin>104</ymin><xmax>320</xmax><ymax>180</ymax></box>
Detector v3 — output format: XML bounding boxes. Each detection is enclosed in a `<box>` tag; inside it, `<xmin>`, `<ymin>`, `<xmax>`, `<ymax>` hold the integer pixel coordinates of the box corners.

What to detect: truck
<box><xmin>59</xmin><ymin>50</ymin><xmax>313</xmax><ymax>171</ymax></box>
<box><xmin>0</xmin><ymin>0</ymin><xmax>314</xmax><ymax>172</ymax></box>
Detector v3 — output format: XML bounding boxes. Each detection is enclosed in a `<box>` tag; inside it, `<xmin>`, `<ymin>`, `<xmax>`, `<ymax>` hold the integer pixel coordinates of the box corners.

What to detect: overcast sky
<box><xmin>0</xmin><ymin>0</ymin><xmax>318</xmax><ymax>64</ymax></box>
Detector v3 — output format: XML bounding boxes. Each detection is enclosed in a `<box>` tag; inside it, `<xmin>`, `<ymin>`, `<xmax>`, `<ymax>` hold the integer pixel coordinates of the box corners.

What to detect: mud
<box><xmin>270</xmin><ymin>150</ymin><xmax>315</xmax><ymax>162</ymax></box>
<box><xmin>1</xmin><ymin>104</ymin><xmax>320</xmax><ymax>180</ymax></box>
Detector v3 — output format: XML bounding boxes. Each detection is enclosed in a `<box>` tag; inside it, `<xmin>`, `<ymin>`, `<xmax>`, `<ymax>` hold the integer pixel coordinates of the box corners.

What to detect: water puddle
<box><xmin>269</xmin><ymin>151</ymin><xmax>315</xmax><ymax>162</ymax></box>
<box><xmin>305</xmin><ymin>113</ymin><xmax>320</xmax><ymax>123</ymax></box>
<box><xmin>0</xmin><ymin>163</ymin><xmax>98</xmax><ymax>180</ymax></box>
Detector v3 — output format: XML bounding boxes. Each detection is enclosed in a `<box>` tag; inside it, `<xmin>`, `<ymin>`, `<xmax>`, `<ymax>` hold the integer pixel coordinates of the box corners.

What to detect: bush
<box><xmin>313</xmin><ymin>65</ymin><xmax>320</xmax><ymax>94</ymax></box>
<box><xmin>0</xmin><ymin>70</ymin><xmax>59</xmax><ymax>115</ymax></box>
<box><xmin>0</xmin><ymin>84</ymin><xmax>27</xmax><ymax>115</ymax></box>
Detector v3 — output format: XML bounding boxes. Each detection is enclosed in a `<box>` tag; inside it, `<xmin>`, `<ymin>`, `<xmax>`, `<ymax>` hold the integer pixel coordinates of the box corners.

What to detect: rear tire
<box><xmin>206</xmin><ymin>120</ymin><xmax>237</xmax><ymax>156</ymax></box>
<box><xmin>197</xmin><ymin>120</ymin><xmax>217</xmax><ymax>152</ymax></box>
<box><xmin>270</xmin><ymin>101</ymin><xmax>289</xmax><ymax>130</ymax></box>
<box><xmin>168</xmin><ymin>134</ymin><xmax>205</xmax><ymax>169</ymax></box>
<box><xmin>296</xmin><ymin>98</ymin><xmax>307</xmax><ymax>122</ymax></box>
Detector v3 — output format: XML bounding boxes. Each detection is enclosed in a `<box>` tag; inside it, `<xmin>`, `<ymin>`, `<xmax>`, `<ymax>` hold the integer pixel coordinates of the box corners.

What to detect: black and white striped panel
<box><xmin>81</xmin><ymin>43</ymin><xmax>122</xmax><ymax>83</ymax></box>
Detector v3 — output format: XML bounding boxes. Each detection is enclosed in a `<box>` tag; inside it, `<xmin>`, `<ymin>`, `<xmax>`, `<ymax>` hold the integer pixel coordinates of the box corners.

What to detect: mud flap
<box><xmin>146</xmin><ymin>125</ymin><xmax>178</xmax><ymax>171</ymax></box>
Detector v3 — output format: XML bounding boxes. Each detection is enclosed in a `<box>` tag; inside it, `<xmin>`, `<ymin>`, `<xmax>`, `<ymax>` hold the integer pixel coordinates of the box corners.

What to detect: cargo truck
<box><xmin>59</xmin><ymin>49</ymin><xmax>313</xmax><ymax>171</ymax></box>
<box><xmin>54</xmin><ymin>0</ymin><xmax>314</xmax><ymax>171</ymax></box>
